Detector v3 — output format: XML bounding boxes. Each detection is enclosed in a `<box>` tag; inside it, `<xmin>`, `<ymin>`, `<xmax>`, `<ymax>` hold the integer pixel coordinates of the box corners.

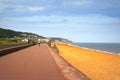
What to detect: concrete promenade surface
<box><xmin>0</xmin><ymin>43</ymin><xmax>65</xmax><ymax>80</ymax></box>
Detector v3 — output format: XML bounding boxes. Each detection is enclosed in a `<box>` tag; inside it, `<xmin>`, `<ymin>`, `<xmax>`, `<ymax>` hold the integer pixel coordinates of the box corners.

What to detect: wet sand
<box><xmin>55</xmin><ymin>43</ymin><xmax>120</xmax><ymax>80</ymax></box>
<box><xmin>0</xmin><ymin>43</ymin><xmax>64</xmax><ymax>80</ymax></box>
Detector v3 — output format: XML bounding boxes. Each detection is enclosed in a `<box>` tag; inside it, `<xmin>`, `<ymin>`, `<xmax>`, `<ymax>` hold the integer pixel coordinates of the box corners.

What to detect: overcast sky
<box><xmin>0</xmin><ymin>0</ymin><xmax>120</xmax><ymax>43</ymax></box>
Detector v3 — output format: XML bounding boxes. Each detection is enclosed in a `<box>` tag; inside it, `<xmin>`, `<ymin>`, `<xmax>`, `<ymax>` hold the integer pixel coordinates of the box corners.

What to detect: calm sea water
<box><xmin>71</xmin><ymin>43</ymin><xmax>120</xmax><ymax>54</ymax></box>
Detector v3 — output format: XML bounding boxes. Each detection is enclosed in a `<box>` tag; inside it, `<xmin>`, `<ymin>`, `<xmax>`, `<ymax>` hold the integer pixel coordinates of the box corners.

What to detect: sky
<box><xmin>0</xmin><ymin>0</ymin><xmax>120</xmax><ymax>43</ymax></box>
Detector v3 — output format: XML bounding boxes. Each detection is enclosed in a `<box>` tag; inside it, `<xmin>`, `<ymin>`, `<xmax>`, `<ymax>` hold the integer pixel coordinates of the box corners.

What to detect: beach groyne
<box><xmin>55</xmin><ymin>43</ymin><xmax>120</xmax><ymax>80</ymax></box>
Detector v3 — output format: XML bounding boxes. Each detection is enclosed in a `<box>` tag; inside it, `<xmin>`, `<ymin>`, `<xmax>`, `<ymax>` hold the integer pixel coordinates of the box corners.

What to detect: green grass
<box><xmin>0</xmin><ymin>38</ymin><xmax>24</xmax><ymax>45</ymax></box>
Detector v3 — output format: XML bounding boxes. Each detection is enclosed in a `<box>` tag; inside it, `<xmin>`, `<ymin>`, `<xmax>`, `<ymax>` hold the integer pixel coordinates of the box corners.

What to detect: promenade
<box><xmin>0</xmin><ymin>43</ymin><xmax>65</xmax><ymax>80</ymax></box>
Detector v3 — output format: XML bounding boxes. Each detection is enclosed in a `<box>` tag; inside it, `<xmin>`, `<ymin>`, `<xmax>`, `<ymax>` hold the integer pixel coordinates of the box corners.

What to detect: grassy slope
<box><xmin>0</xmin><ymin>38</ymin><xmax>24</xmax><ymax>45</ymax></box>
<box><xmin>56</xmin><ymin>43</ymin><xmax>120</xmax><ymax>80</ymax></box>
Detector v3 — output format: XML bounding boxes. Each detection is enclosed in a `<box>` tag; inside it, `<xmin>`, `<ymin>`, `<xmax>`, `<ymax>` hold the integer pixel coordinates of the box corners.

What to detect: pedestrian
<box><xmin>38</xmin><ymin>39</ymin><xmax>41</xmax><ymax>47</ymax></box>
<box><xmin>38</xmin><ymin>42</ymin><xmax>40</xmax><ymax>46</ymax></box>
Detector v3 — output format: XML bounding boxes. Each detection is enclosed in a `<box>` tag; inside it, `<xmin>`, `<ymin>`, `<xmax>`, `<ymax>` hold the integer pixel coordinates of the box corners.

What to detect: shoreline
<box><xmin>55</xmin><ymin>42</ymin><xmax>120</xmax><ymax>80</ymax></box>
<box><xmin>67</xmin><ymin>42</ymin><xmax>120</xmax><ymax>55</ymax></box>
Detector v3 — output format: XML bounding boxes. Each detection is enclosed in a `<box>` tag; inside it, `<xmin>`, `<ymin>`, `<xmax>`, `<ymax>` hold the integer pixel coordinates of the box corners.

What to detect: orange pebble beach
<box><xmin>55</xmin><ymin>43</ymin><xmax>120</xmax><ymax>80</ymax></box>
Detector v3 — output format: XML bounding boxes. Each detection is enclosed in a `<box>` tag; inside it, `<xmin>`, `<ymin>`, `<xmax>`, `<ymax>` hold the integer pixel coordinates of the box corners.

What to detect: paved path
<box><xmin>0</xmin><ymin>43</ymin><xmax>65</xmax><ymax>80</ymax></box>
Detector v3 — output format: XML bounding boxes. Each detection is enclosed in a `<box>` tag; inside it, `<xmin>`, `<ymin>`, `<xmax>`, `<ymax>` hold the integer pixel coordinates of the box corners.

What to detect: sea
<box><xmin>71</xmin><ymin>43</ymin><xmax>120</xmax><ymax>55</ymax></box>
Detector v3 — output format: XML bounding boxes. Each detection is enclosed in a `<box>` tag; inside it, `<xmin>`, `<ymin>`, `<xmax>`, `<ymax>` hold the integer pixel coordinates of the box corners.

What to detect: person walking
<box><xmin>38</xmin><ymin>39</ymin><xmax>41</xmax><ymax>47</ymax></box>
